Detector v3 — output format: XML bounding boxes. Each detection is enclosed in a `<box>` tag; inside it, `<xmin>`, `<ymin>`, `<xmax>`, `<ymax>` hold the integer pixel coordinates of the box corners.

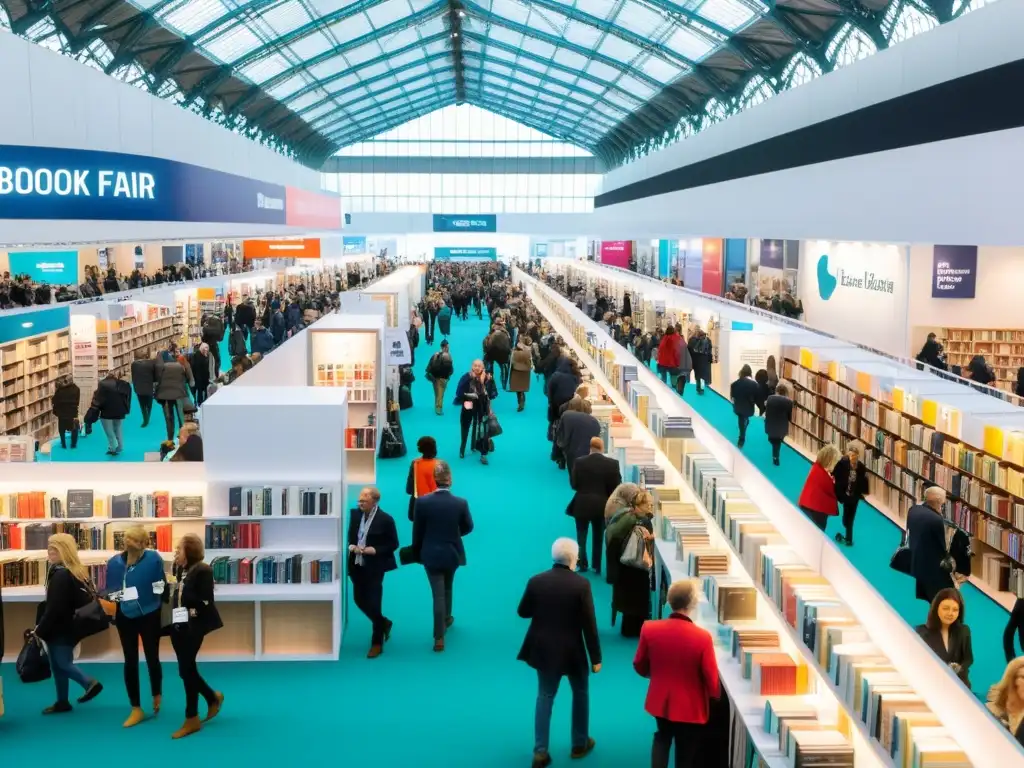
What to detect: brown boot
<box><xmin>123</xmin><ymin>707</ymin><xmax>146</xmax><ymax>728</ymax></box>
<box><xmin>367</xmin><ymin>644</ymin><xmax>383</xmax><ymax>659</ymax></box>
<box><xmin>172</xmin><ymin>717</ymin><xmax>202</xmax><ymax>739</ymax></box>
<box><xmin>205</xmin><ymin>692</ymin><xmax>224</xmax><ymax>722</ymax></box>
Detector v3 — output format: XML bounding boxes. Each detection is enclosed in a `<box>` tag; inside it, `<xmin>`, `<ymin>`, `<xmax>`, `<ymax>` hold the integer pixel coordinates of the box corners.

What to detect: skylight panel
<box><xmin>160</xmin><ymin>0</ymin><xmax>227</xmax><ymax>36</ymax></box>
<box><xmin>287</xmin><ymin>89</ymin><xmax>326</xmax><ymax>113</ymax></box>
<box><xmin>366</xmin><ymin>0</ymin><xmax>410</xmax><ymax>27</ymax></box>
<box><xmin>387</xmin><ymin>45</ymin><xmax>433</xmax><ymax>68</ymax></box>
<box><xmin>307</xmin><ymin>0</ymin><xmax>362</xmax><ymax>16</ymax></box>
<box><xmin>551</xmin><ymin>46</ymin><xmax>587</xmax><ymax>69</ymax></box>
<box><xmin>612</xmin><ymin>2</ymin><xmax>665</xmax><ymax>37</ymax></box>
<box><xmin>520</xmin><ymin>36</ymin><xmax>556</xmax><ymax>58</ymax></box>
<box><xmin>484</xmin><ymin>44</ymin><xmax>517</xmax><ymax>63</ymax></box>
<box><xmin>359</xmin><ymin>60</ymin><xmax>393</xmax><ymax>80</ymax></box>
<box><xmin>310</xmin><ymin>60</ymin><xmax>356</xmax><ymax>82</ymax></box>
<box><xmin>287</xmin><ymin>31</ymin><xmax>333</xmax><ymax>59</ymax></box>
<box><xmin>302</xmin><ymin>102</ymin><xmax>336</xmax><ymax>122</ymax></box>
<box><xmin>417</xmin><ymin>15</ymin><xmax>447</xmax><ymax>37</ymax></box>
<box><xmin>575</xmin><ymin>0</ymin><xmax>618</xmax><ymax>21</ymax></box>
<box><xmin>328</xmin><ymin>11</ymin><xmax>373</xmax><ymax>41</ymax></box>
<box><xmin>598</xmin><ymin>35</ymin><xmax>640</xmax><ymax>62</ymax></box>
<box><xmin>696</xmin><ymin>0</ymin><xmax>756</xmax><ymax>31</ymax></box>
<box><xmin>643</xmin><ymin>56</ymin><xmax>684</xmax><ymax>83</ymax></box>
<box><xmin>487</xmin><ymin>26</ymin><xmax>525</xmax><ymax>47</ymax></box>
<box><xmin>561</xmin><ymin>20</ymin><xmax>602</xmax><ymax>48</ymax></box>
<box><xmin>616</xmin><ymin>74</ymin><xmax>656</xmax><ymax>99</ymax></box>
<box><xmin>204</xmin><ymin>25</ymin><xmax>264</xmax><ymax>61</ymax></box>
<box><xmin>342</xmin><ymin>40</ymin><xmax>380</xmax><ymax>66</ymax></box>
<box><xmin>258</xmin><ymin>0</ymin><xmax>310</xmax><ymax>36</ymax></box>
<box><xmin>239</xmin><ymin>52</ymin><xmax>292</xmax><ymax>83</ymax></box>
<box><xmin>529</xmin><ymin>6</ymin><xmax>569</xmax><ymax>34</ymax></box>
<box><xmin>585</xmin><ymin>59</ymin><xmax>619</xmax><ymax>82</ymax></box>
<box><xmin>574</xmin><ymin>75</ymin><xmax>603</xmax><ymax>94</ymax></box>
<box><xmin>602</xmin><ymin>90</ymin><xmax>637</xmax><ymax>111</ymax></box>
<box><xmin>380</xmin><ymin>26</ymin><xmax>422</xmax><ymax>49</ymax></box>
<box><xmin>267</xmin><ymin>74</ymin><xmax>306</xmax><ymax>98</ymax></box>
<box><xmin>664</xmin><ymin>25</ymin><xmax>715</xmax><ymax>60</ymax></box>
<box><xmin>516</xmin><ymin>71</ymin><xmax>542</xmax><ymax>87</ymax></box>
<box><xmin>490</xmin><ymin>0</ymin><xmax>531</xmax><ymax>25</ymax></box>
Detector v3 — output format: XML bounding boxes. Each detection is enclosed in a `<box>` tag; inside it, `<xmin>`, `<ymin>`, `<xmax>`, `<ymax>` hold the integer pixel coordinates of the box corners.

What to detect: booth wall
<box><xmin>796</xmin><ymin>240</ymin><xmax>909</xmax><ymax>356</ymax></box>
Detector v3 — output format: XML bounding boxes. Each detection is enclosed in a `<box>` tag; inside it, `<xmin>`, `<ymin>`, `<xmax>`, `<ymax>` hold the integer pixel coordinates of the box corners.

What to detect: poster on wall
<box><xmin>343</xmin><ymin>236</ymin><xmax>367</xmax><ymax>255</ymax></box>
<box><xmin>658</xmin><ymin>240</ymin><xmax>678</xmax><ymax>279</ymax></box>
<box><xmin>599</xmin><ymin>241</ymin><xmax>631</xmax><ymax>268</ymax></box>
<box><xmin>535</xmin><ymin>243</ymin><xmax>549</xmax><ymax>258</ymax></box>
<box><xmin>134</xmin><ymin>245</ymin><xmax>146</xmax><ymax>268</ymax></box>
<box><xmin>8</xmin><ymin>251</ymin><xmax>78</xmax><ymax>284</ymax></box>
<box><xmin>701</xmin><ymin>239</ymin><xmax>723</xmax><ymax>295</ymax></box>
<box><xmin>760</xmin><ymin>240</ymin><xmax>784</xmax><ymax>270</ymax></box>
<box><xmin>97</xmin><ymin>247</ymin><xmax>109</xmax><ymax>271</ymax></box>
<box><xmin>931</xmin><ymin>245</ymin><xmax>977</xmax><ymax>298</ymax></box>
<box><xmin>724</xmin><ymin>238</ymin><xmax>746</xmax><ymax>290</ymax></box>
<box><xmin>681</xmin><ymin>242</ymin><xmax>703</xmax><ymax>288</ymax></box>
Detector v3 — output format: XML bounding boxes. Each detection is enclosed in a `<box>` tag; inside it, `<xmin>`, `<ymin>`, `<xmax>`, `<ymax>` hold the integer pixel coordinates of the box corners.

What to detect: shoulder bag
<box><xmin>73</xmin><ymin>579</ymin><xmax>114</xmax><ymax>642</ymax></box>
<box><xmin>889</xmin><ymin>520</ymin><xmax>912</xmax><ymax>576</ymax></box>
<box><xmin>620</xmin><ymin>525</ymin><xmax>653</xmax><ymax>570</ymax></box>
<box><xmin>17</xmin><ymin>630</ymin><xmax>51</xmax><ymax>683</ymax></box>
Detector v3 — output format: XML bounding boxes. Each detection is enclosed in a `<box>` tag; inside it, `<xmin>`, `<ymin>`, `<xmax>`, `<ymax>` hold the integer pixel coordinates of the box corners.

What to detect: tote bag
<box><xmin>620</xmin><ymin>525</ymin><xmax>653</xmax><ymax>570</ymax></box>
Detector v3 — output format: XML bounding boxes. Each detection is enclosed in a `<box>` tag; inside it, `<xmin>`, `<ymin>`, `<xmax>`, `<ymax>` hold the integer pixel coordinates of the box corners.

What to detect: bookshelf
<box><xmin>307</xmin><ymin>317</ymin><xmax>384</xmax><ymax>484</ymax></box>
<box><xmin>0</xmin><ymin>462</ymin><xmax>343</xmax><ymax>662</ymax></box>
<box><xmin>781</xmin><ymin>347</ymin><xmax>1024</xmax><ymax>604</ymax></box>
<box><xmin>517</xmin><ymin>266</ymin><xmax>1022</xmax><ymax>767</ymax></box>
<box><xmin>935</xmin><ymin>326</ymin><xmax>1024</xmax><ymax>393</ymax></box>
<box><xmin>1</xmin><ymin>327</ymin><xmax>71</xmax><ymax>444</ymax></box>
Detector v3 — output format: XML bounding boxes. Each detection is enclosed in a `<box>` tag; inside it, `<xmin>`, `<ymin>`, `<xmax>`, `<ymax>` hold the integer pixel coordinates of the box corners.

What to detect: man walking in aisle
<box><xmin>426</xmin><ymin>340</ymin><xmax>454</xmax><ymax>416</ymax></box>
<box><xmin>517</xmin><ymin>538</ymin><xmax>601</xmax><ymax>768</ymax></box>
<box><xmin>347</xmin><ymin>487</ymin><xmax>399</xmax><ymax>658</ymax></box>
<box><xmin>411</xmin><ymin>461</ymin><xmax>473</xmax><ymax>652</ymax></box>
<box><xmin>568</xmin><ymin>437</ymin><xmax>621</xmax><ymax>574</ymax></box>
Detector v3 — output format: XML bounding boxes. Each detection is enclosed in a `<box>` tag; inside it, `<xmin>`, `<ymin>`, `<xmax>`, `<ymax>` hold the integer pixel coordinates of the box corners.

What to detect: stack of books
<box><xmin>205</xmin><ymin>521</ymin><xmax>262</xmax><ymax>549</ymax></box>
<box><xmin>209</xmin><ymin>553</ymin><xmax>336</xmax><ymax>585</ymax></box>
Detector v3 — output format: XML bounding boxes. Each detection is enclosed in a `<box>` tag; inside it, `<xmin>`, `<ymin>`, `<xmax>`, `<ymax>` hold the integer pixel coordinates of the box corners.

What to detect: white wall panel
<box><xmin>600</xmin><ymin>1</ymin><xmax>1024</xmax><ymax>194</ymax></box>
<box><xmin>0</xmin><ymin>34</ymin><xmax>34</xmax><ymax>145</ymax></box>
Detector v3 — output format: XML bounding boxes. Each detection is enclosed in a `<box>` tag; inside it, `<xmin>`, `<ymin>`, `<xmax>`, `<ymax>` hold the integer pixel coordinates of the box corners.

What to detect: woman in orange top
<box><xmin>406</xmin><ymin>436</ymin><xmax>439</xmax><ymax>521</ymax></box>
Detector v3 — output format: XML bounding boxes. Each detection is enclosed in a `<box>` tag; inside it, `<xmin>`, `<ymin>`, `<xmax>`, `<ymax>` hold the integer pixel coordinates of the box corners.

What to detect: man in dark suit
<box><xmin>634</xmin><ymin>578</ymin><xmax>720</xmax><ymax>768</ymax></box>
<box><xmin>907</xmin><ymin>486</ymin><xmax>955</xmax><ymax>604</ymax></box>
<box><xmin>411</xmin><ymin>461</ymin><xmax>473</xmax><ymax>652</ymax></box>
<box><xmin>347</xmin><ymin>486</ymin><xmax>399</xmax><ymax>658</ymax></box>
<box><xmin>729</xmin><ymin>364</ymin><xmax>759</xmax><ymax>448</ymax></box>
<box><xmin>517</xmin><ymin>538</ymin><xmax>601</xmax><ymax>768</ymax></box>
<box><xmin>569</xmin><ymin>437</ymin><xmax>621</xmax><ymax>574</ymax></box>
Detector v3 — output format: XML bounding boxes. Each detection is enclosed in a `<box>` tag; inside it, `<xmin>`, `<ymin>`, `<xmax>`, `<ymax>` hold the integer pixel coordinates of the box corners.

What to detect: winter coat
<box><xmin>51</xmin><ymin>382</ymin><xmax>80</xmax><ymax>421</ymax></box>
<box><xmin>130</xmin><ymin>359</ymin><xmax>157</xmax><ymax>396</ymax></box>
<box><xmin>155</xmin><ymin>361</ymin><xmax>190</xmax><ymax>402</ymax></box>
<box><xmin>509</xmin><ymin>347</ymin><xmax>533</xmax><ymax>393</ymax></box>
<box><xmin>251</xmin><ymin>328</ymin><xmax>275</xmax><ymax>355</ymax></box>
<box><xmin>96</xmin><ymin>377</ymin><xmax>132</xmax><ymax>420</ymax></box>
<box><xmin>763</xmin><ymin>394</ymin><xmax>793</xmax><ymax>440</ymax></box>
<box><xmin>229</xmin><ymin>327</ymin><xmax>247</xmax><ymax>357</ymax></box>
<box><xmin>688</xmin><ymin>335</ymin><xmax>713</xmax><ymax>383</ymax></box>
<box><xmin>191</xmin><ymin>351</ymin><xmax>214</xmax><ymax>391</ymax></box>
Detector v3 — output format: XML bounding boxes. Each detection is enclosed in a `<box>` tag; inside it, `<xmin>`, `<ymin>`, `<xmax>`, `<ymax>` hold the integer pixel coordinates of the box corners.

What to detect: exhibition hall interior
<box><xmin>1</xmin><ymin>0</ymin><xmax>1024</xmax><ymax>765</ymax></box>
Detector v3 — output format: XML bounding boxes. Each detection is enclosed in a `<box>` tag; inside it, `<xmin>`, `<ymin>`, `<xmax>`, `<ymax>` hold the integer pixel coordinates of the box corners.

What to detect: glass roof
<box><xmin>128</xmin><ymin>0</ymin><xmax>764</xmax><ymax>150</ymax></box>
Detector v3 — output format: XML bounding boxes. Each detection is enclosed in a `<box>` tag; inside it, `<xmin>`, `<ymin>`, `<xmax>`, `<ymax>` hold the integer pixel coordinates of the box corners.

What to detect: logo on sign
<box><xmin>816</xmin><ymin>254</ymin><xmax>892</xmax><ymax>301</ymax></box>
<box><xmin>257</xmin><ymin>193</ymin><xmax>284</xmax><ymax>211</ymax></box>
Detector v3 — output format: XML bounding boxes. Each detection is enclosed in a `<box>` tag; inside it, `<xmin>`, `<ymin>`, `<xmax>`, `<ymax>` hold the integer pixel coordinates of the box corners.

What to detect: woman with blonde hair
<box><xmin>988</xmin><ymin>657</ymin><xmax>1024</xmax><ymax>745</ymax></box>
<box><xmin>833</xmin><ymin>440</ymin><xmax>869</xmax><ymax>546</ymax></box>
<box><xmin>797</xmin><ymin>444</ymin><xmax>841</xmax><ymax>532</ymax></box>
<box><xmin>106</xmin><ymin>524</ymin><xmax>166</xmax><ymax>727</ymax></box>
<box><xmin>606</xmin><ymin>488</ymin><xmax>655</xmax><ymax>637</ymax></box>
<box><xmin>34</xmin><ymin>533</ymin><xmax>103</xmax><ymax>713</ymax></box>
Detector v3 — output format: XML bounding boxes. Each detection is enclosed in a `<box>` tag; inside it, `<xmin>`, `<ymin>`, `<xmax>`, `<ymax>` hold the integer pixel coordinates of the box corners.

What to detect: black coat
<box><xmin>730</xmin><ymin>376</ymin><xmax>760</xmax><ymax>418</ymax></box>
<box><xmin>96</xmin><ymin>377</ymin><xmax>131</xmax><ymax>420</ymax></box>
<box><xmin>517</xmin><ymin>565</ymin><xmax>602</xmax><ymax>676</ymax></box>
<box><xmin>411</xmin><ymin>489</ymin><xmax>474</xmax><ymax>572</ymax></box>
<box><xmin>763</xmin><ymin>394</ymin><xmax>793</xmax><ymax>440</ymax></box>
<box><xmin>51</xmin><ymin>382</ymin><xmax>80</xmax><ymax>421</ymax></box>
<box><xmin>170</xmin><ymin>563</ymin><xmax>223</xmax><ymax>638</ymax></box>
<box><xmin>556</xmin><ymin>411</ymin><xmax>602</xmax><ymax>465</ymax></box>
<box><xmin>235</xmin><ymin>302</ymin><xmax>256</xmax><ymax>328</ymax></box>
<box><xmin>570</xmin><ymin>453</ymin><xmax>622</xmax><ymax>521</ymax></box>
<box><xmin>915</xmin><ymin>623</ymin><xmax>973</xmax><ymax>686</ymax></box>
<box><xmin>130</xmin><ymin>359</ymin><xmax>157</xmax><ymax>396</ymax></box>
<box><xmin>907</xmin><ymin>503</ymin><xmax>955</xmax><ymax>602</ymax></box>
<box><xmin>346</xmin><ymin>507</ymin><xmax>399</xmax><ymax>575</ymax></box>
<box><xmin>833</xmin><ymin>457</ymin><xmax>869</xmax><ymax>503</ymax></box>
<box><xmin>35</xmin><ymin>565</ymin><xmax>91</xmax><ymax>645</ymax></box>
<box><xmin>607</xmin><ymin>512</ymin><xmax>653</xmax><ymax>618</ymax></box>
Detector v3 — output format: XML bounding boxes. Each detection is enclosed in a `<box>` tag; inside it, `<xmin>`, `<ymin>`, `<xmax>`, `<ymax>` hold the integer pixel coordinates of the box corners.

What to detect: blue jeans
<box><xmin>100</xmin><ymin>418</ymin><xmax>124</xmax><ymax>453</ymax></box>
<box><xmin>48</xmin><ymin>643</ymin><xmax>95</xmax><ymax>704</ymax></box>
<box><xmin>535</xmin><ymin>669</ymin><xmax>589</xmax><ymax>755</ymax></box>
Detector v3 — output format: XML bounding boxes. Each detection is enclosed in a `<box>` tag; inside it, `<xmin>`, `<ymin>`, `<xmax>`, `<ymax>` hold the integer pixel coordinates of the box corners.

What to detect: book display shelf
<box><xmin>517</xmin><ymin>266</ymin><xmax>1023</xmax><ymax>767</ymax></box>
<box><xmin>307</xmin><ymin>315</ymin><xmax>385</xmax><ymax>485</ymax></box>
<box><xmin>935</xmin><ymin>327</ymin><xmax>1024</xmax><ymax>393</ymax></box>
<box><xmin>0</xmin><ymin>461</ymin><xmax>344</xmax><ymax>663</ymax></box>
<box><xmin>0</xmin><ymin>327</ymin><xmax>71</xmax><ymax>444</ymax></box>
<box><xmin>782</xmin><ymin>346</ymin><xmax>1024</xmax><ymax>607</ymax></box>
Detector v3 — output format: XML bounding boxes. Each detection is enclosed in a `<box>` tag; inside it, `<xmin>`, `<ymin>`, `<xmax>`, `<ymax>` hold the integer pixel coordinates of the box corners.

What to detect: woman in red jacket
<box><xmin>655</xmin><ymin>326</ymin><xmax>681</xmax><ymax>383</ymax></box>
<box><xmin>797</xmin><ymin>444</ymin><xmax>841</xmax><ymax>531</ymax></box>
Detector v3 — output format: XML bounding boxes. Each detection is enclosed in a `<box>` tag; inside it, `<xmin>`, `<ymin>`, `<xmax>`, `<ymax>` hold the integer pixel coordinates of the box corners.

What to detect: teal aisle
<box><xmin>2</xmin><ymin>313</ymin><xmax>652</xmax><ymax>765</ymax></box>
<box><xmin>658</xmin><ymin>370</ymin><xmax>1008</xmax><ymax>697</ymax></box>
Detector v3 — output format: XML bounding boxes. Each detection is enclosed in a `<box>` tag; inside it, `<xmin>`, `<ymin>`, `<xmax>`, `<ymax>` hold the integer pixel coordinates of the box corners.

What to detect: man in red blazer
<box><xmin>633</xmin><ymin>578</ymin><xmax>720</xmax><ymax>768</ymax></box>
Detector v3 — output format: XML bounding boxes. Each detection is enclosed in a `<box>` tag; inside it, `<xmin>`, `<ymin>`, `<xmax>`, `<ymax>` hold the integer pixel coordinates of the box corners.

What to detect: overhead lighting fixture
<box><xmin>452</xmin><ymin>31</ymin><xmax>459</xmax><ymax>37</ymax></box>
<box><xmin>21</xmin><ymin>322</ymin><xmax>33</xmax><ymax>329</ymax></box>
<box><xmin>458</xmin><ymin>10</ymin><xmax>465</xmax><ymax>16</ymax></box>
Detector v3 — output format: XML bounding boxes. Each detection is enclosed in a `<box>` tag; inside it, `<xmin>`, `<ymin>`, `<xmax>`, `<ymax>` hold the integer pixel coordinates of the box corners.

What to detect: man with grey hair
<box><xmin>347</xmin><ymin>486</ymin><xmax>399</xmax><ymax>659</ymax></box>
<box><xmin>412</xmin><ymin>460</ymin><xmax>473</xmax><ymax>651</ymax></box>
<box><xmin>633</xmin><ymin>578</ymin><xmax>719</xmax><ymax>768</ymax></box>
<box><xmin>906</xmin><ymin>484</ymin><xmax>956</xmax><ymax>603</ymax></box>
<box><xmin>517</xmin><ymin>537</ymin><xmax>601</xmax><ymax>768</ymax></box>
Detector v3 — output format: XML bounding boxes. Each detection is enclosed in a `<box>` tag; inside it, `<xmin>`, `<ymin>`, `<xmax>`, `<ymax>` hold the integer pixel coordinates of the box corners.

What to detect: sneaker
<box><xmin>571</xmin><ymin>738</ymin><xmax>596</xmax><ymax>759</ymax></box>
<box><xmin>77</xmin><ymin>681</ymin><xmax>103</xmax><ymax>704</ymax></box>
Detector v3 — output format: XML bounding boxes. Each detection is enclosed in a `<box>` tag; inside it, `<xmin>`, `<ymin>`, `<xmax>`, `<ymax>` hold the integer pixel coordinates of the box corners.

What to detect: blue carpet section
<box><xmin>661</xmin><ymin>372</ymin><xmax>1008</xmax><ymax>697</ymax></box>
<box><xmin>2</xmin><ymin>315</ymin><xmax>652</xmax><ymax>765</ymax></box>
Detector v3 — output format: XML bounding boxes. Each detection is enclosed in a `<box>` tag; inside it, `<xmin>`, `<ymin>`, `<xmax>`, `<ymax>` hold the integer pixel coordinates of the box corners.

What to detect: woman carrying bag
<box><xmin>606</xmin><ymin>489</ymin><xmax>655</xmax><ymax>638</ymax></box>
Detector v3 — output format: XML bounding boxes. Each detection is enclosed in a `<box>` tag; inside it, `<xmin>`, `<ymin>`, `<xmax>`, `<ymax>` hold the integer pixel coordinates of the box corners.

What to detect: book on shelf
<box><xmin>209</xmin><ymin>553</ymin><xmax>336</xmax><ymax>584</ymax></box>
<box><xmin>171</xmin><ymin>495</ymin><xmax>203</xmax><ymax>518</ymax></box>
<box><xmin>227</xmin><ymin>486</ymin><xmax>334</xmax><ymax>517</ymax></box>
<box><xmin>344</xmin><ymin>427</ymin><xmax>377</xmax><ymax>450</ymax></box>
<box><xmin>205</xmin><ymin>521</ymin><xmax>262</xmax><ymax>549</ymax></box>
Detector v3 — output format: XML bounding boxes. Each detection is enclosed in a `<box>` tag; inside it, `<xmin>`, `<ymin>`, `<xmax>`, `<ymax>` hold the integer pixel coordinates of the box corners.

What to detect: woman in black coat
<box><xmin>605</xmin><ymin>489</ymin><xmax>654</xmax><ymax>637</ymax></box>
<box><xmin>687</xmin><ymin>329</ymin><xmax>713</xmax><ymax>394</ymax></box>
<box><xmin>832</xmin><ymin>440</ymin><xmax>869</xmax><ymax>546</ymax></box>
<box><xmin>729</xmin><ymin>364</ymin><xmax>760</xmax><ymax>448</ymax></box>
<box><xmin>51</xmin><ymin>375</ymin><xmax>81</xmax><ymax>450</ymax></box>
<box><xmin>763</xmin><ymin>382</ymin><xmax>793</xmax><ymax>466</ymax></box>
<box><xmin>168</xmin><ymin>533</ymin><xmax>224</xmax><ymax>739</ymax></box>
<box><xmin>916</xmin><ymin>588</ymin><xmax>973</xmax><ymax>687</ymax></box>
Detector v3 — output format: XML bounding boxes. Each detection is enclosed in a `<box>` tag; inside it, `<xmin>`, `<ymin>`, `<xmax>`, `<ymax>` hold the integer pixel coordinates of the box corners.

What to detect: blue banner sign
<box><xmin>0</xmin><ymin>144</ymin><xmax>297</xmax><ymax>225</ymax></box>
<box><xmin>0</xmin><ymin>306</ymin><xmax>70</xmax><ymax>344</ymax></box>
<box><xmin>8</xmin><ymin>250</ymin><xmax>78</xmax><ymax>284</ymax></box>
<box><xmin>657</xmin><ymin>240</ymin><xmax>678</xmax><ymax>278</ymax></box>
<box><xmin>434</xmin><ymin>247</ymin><xmax>498</xmax><ymax>261</ymax></box>
<box><xmin>343</xmin><ymin>236</ymin><xmax>367</xmax><ymax>255</ymax></box>
<box><xmin>932</xmin><ymin>245</ymin><xmax>977</xmax><ymax>298</ymax></box>
<box><xmin>433</xmin><ymin>214</ymin><xmax>497</xmax><ymax>233</ymax></box>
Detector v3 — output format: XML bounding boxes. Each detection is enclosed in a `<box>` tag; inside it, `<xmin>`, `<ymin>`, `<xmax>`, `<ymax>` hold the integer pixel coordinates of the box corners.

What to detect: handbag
<box><xmin>16</xmin><ymin>631</ymin><xmax>51</xmax><ymax>683</ymax></box>
<box><xmin>398</xmin><ymin>546</ymin><xmax>419</xmax><ymax>565</ymax></box>
<box><xmin>620</xmin><ymin>525</ymin><xmax>653</xmax><ymax>570</ymax></box>
<box><xmin>889</xmin><ymin>521</ymin><xmax>912</xmax><ymax>576</ymax></box>
<box><xmin>485</xmin><ymin>413</ymin><xmax>503</xmax><ymax>438</ymax></box>
<box><xmin>72</xmin><ymin>580</ymin><xmax>113</xmax><ymax>642</ymax></box>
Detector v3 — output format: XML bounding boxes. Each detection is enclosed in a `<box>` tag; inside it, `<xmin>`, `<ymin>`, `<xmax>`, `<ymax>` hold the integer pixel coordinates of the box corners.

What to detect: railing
<box><xmin>559</xmin><ymin>259</ymin><xmax>1024</xmax><ymax>409</ymax></box>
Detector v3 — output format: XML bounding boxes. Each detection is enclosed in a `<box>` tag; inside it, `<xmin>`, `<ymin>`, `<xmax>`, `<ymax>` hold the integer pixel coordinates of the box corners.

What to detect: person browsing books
<box><xmin>105</xmin><ymin>525</ymin><xmax>165</xmax><ymax>727</ymax></box>
<box><xmin>167</xmin><ymin>533</ymin><xmax>223</xmax><ymax>738</ymax></box>
<box><xmin>348</xmin><ymin>487</ymin><xmax>399</xmax><ymax>659</ymax></box>
<box><xmin>915</xmin><ymin>587</ymin><xmax>973</xmax><ymax>687</ymax></box>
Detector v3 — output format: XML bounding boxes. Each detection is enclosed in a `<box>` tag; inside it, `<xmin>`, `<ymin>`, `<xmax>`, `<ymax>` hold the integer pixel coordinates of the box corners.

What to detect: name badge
<box><xmin>172</xmin><ymin>607</ymin><xmax>189</xmax><ymax>624</ymax></box>
<box><xmin>152</xmin><ymin>580</ymin><xmax>165</xmax><ymax>595</ymax></box>
<box><xmin>122</xmin><ymin>586</ymin><xmax>139</xmax><ymax>601</ymax></box>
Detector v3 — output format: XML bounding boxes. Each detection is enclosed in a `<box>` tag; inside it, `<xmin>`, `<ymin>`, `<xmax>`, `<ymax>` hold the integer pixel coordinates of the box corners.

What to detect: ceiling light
<box><xmin>21</xmin><ymin>322</ymin><xmax>33</xmax><ymax>329</ymax></box>
<box><xmin>452</xmin><ymin>31</ymin><xmax>459</xmax><ymax>37</ymax></box>
<box><xmin>458</xmin><ymin>10</ymin><xmax>465</xmax><ymax>16</ymax></box>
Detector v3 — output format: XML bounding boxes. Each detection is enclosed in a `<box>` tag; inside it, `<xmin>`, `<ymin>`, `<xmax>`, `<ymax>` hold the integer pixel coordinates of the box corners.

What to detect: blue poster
<box><xmin>0</xmin><ymin>144</ymin><xmax>288</xmax><ymax>225</ymax></box>
<box><xmin>433</xmin><ymin>214</ymin><xmax>497</xmax><ymax>233</ymax></box>
<box><xmin>681</xmin><ymin>244</ymin><xmax>702</xmax><ymax>288</ymax></box>
<box><xmin>8</xmin><ymin>250</ymin><xmax>78</xmax><ymax>284</ymax></box>
<box><xmin>535</xmin><ymin>243</ymin><xmax>549</xmax><ymax>258</ymax></box>
<box><xmin>724</xmin><ymin>238</ymin><xmax>746</xmax><ymax>285</ymax></box>
<box><xmin>657</xmin><ymin>240</ymin><xmax>678</xmax><ymax>278</ymax></box>
<box><xmin>759</xmin><ymin>239</ymin><xmax>784</xmax><ymax>270</ymax></box>
<box><xmin>932</xmin><ymin>245</ymin><xmax>977</xmax><ymax>298</ymax></box>
<box><xmin>343</xmin><ymin>236</ymin><xmax>367</xmax><ymax>255</ymax></box>
<box><xmin>434</xmin><ymin>247</ymin><xmax>497</xmax><ymax>260</ymax></box>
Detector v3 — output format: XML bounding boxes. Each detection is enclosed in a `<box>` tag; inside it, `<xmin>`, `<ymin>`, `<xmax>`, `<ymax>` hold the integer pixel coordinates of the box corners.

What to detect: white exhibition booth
<box><xmin>517</xmin><ymin>266</ymin><xmax>1023</xmax><ymax>767</ymax></box>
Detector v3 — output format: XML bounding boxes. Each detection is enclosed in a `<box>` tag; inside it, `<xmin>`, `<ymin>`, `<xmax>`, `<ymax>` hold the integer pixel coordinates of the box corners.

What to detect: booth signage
<box><xmin>657</xmin><ymin>240</ymin><xmax>678</xmax><ymax>278</ymax></box>
<box><xmin>0</xmin><ymin>144</ymin><xmax>340</xmax><ymax>227</ymax></box>
<box><xmin>433</xmin><ymin>214</ymin><xmax>497</xmax><ymax>232</ymax></box>
<box><xmin>599</xmin><ymin>241</ymin><xmax>631</xmax><ymax>268</ymax></box>
<box><xmin>434</xmin><ymin>247</ymin><xmax>497</xmax><ymax>260</ymax></box>
<box><xmin>243</xmin><ymin>238</ymin><xmax>321</xmax><ymax>259</ymax></box>
<box><xmin>343</xmin><ymin>236</ymin><xmax>367</xmax><ymax>255</ymax></box>
<box><xmin>759</xmin><ymin>239</ymin><xmax>784</xmax><ymax>270</ymax></box>
<box><xmin>931</xmin><ymin>245</ymin><xmax>977</xmax><ymax>298</ymax></box>
<box><xmin>385</xmin><ymin>328</ymin><xmax>412</xmax><ymax>365</ymax></box>
<box><xmin>701</xmin><ymin>239</ymin><xmax>724</xmax><ymax>295</ymax></box>
<box><xmin>8</xmin><ymin>250</ymin><xmax>77</xmax><ymax>284</ymax></box>
<box><xmin>535</xmin><ymin>243</ymin><xmax>549</xmax><ymax>258</ymax></box>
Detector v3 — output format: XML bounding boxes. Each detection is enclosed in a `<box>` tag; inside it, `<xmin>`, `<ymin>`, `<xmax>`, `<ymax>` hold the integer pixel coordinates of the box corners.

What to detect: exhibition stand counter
<box><xmin>516</xmin><ymin>267</ymin><xmax>1021</xmax><ymax>767</ymax></box>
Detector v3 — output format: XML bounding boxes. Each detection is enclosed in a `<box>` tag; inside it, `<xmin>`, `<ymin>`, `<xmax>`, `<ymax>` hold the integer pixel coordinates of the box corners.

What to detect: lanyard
<box><xmin>176</xmin><ymin>569</ymin><xmax>189</xmax><ymax>609</ymax></box>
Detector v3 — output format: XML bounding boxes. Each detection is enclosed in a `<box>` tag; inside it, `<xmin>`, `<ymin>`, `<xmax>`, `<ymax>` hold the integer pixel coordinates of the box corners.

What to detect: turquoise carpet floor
<box><xmin>657</xmin><ymin>370</ymin><xmax>1009</xmax><ymax>698</ymax></box>
<box><xmin>2</xmin><ymin>314</ymin><xmax>653</xmax><ymax>765</ymax></box>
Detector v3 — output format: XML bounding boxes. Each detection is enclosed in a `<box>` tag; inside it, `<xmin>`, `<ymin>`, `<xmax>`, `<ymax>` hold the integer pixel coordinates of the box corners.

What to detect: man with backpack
<box><xmin>426</xmin><ymin>340</ymin><xmax>454</xmax><ymax>416</ymax></box>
